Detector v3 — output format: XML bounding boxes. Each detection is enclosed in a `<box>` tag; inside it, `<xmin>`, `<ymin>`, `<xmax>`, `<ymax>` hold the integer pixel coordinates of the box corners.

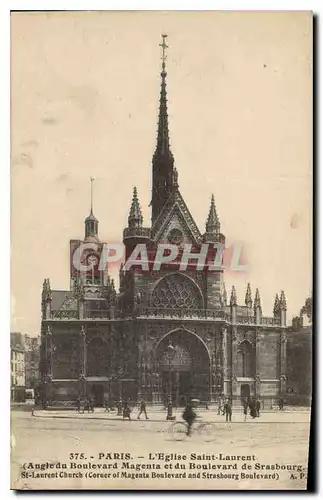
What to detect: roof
<box><xmin>51</xmin><ymin>290</ymin><xmax>74</xmax><ymax>311</ymax></box>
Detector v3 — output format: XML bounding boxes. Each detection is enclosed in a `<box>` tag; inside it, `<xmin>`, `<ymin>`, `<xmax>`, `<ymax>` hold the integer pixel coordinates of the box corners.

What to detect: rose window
<box><xmin>151</xmin><ymin>274</ymin><xmax>202</xmax><ymax>309</ymax></box>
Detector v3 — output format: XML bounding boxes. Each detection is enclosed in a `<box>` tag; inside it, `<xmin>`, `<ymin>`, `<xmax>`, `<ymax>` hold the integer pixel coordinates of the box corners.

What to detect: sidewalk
<box><xmin>31</xmin><ymin>407</ymin><xmax>310</xmax><ymax>423</ymax></box>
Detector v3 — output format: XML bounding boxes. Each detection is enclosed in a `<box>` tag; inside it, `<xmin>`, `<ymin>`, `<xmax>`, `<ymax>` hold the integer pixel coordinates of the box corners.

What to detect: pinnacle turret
<box><xmin>222</xmin><ymin>282</ymin><xmax>227</xmax><ymax>306</ymax></box>
<box><xmin>280</xmin><ymin>290</ymin><xmax>287</xmax><ymax>311</ymax></box>
<box><xmin>273</xmin><ymin>293</ymin><xmax>280</xmax><ymax>316</ymax></box>
<box><xmin>128</xmin><ymin>187</ymin><xmax>143</xmax><ymax>228</ymax></box>
<box><xmin>230</xmin><ymin>285</ymin><xmax>237</xmax><ymax>307</ymax></box>
<box><xmin>206</xmin><ymin>195</ymin><xmax>220</xmax><ymax>234</ymax></box>
<box><xmin>245</xmin><ymin>283</ymin><xmax>252</xmax><ymax>308</ymax></box>
<box><xmin>254</xmin><ymin>288</ymin><xmax>261</xmax><ymax>310</ymax></box>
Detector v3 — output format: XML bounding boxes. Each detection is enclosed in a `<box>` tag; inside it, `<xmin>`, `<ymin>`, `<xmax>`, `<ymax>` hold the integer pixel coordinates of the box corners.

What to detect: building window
<box><xmin>151</xmin><ymin>273</ymin><xmax>202</xmax><ymax>309</ymax></box>
<box><xmin>236</xmin><ymin>341</ymin><xmax>255</xmax><ymax>378</ymax></box>
<box><xmin>87</xmin><ymin>338</ymin><xmax>110</xmax><ymax>377</ymax></box>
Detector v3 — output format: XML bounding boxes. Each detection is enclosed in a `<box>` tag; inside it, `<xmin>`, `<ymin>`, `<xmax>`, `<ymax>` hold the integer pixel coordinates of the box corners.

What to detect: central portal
<box><xmin>157</xmin><ymin>329</ymin><xmax>210</xmax><ymax>406</ymax></box>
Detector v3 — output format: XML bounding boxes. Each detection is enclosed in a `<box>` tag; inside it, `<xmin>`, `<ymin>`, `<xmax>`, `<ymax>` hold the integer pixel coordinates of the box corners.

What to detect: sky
<box><xmin>11</xmin><ymin>11</ymin><xmax>312</xmax><ymax>336</ymax></box>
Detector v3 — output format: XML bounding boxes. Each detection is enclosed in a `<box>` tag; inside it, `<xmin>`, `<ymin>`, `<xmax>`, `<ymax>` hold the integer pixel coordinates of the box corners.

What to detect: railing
<box><xmin>84</xmin><ymin>310</ymin><xmax>111</xmax><ymax>319</ymax></box>
<box><xmin>50</xmin><ymin>310</ymin><xmax>111</xmax><ymax>320</ymax></box>
<box><xmin>261</xmin><ymin>316</ymin><xmax>281</xmax><ymax>326</ymax></box>
<box><xmin>123</xmin><ymin>227</ymin><xmax>151</xmax><ymax>239</ymax></box>
<box><xmin>236</xmin><ymin>315</ymin><xmax>256</xmax><ymax>325</ymax></box>
<box><xmin>138</xmin><ymin>307</ymin><xmax>226</xmax><ymax>320</ymax></box>
<box><xmin>49</xmin><ymin>308</ymin><xmax>282</xmax><ymax>325</ymax></box>
<box><xmin>51</xmin><ymin>310</ymin><xmax>78</xmax><ymax>320</ymax></box>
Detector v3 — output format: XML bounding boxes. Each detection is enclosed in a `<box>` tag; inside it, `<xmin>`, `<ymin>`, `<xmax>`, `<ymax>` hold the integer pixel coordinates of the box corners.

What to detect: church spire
<box><xmin>154</xmin><ymin>34</ymin><xmax>173</xmax><ymax>159</ymax></box>
<box><xmin>128</xmin><ymin>187</ymin><xmax>143</xmax><ymax>228</ymax></box>
<box><xmin>151</xmin><ymin>34</ymin><xmax>175</xmax><ymax>223</ymax></box>
<box><xmin>85</xmin><ymin>177</ymin><xmax>99</xmax><ymax>240</ymax></box>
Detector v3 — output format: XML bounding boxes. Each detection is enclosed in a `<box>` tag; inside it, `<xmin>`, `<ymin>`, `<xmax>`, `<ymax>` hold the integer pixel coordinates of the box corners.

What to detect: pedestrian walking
<box><xmin>137</xmin><ymin>400</ymin><xmax>149</xmax><ymax>420</ymax></box>
<box><xmin>117</xmin><ymin>399</ymin><xmax>123</xmax><ymax>416</ymax></box>
<box><xmin>249</xmin><ymin>398</ymin><xmax>257</xmax><ymax>418</ymax></box>
<box><xmin>243</xmin><ymin>397</ymin><xmax>249</xmax><ymax>422</ymax></box>
<box><xmin>76</xmin><ymin>396</ymin><xmax>81</xmax><ymax>413</ymax></box>
<box><xmin>278</xmin><ymin>398</ymin><xmax>284</xmax><ymax>411</ymax></box>
<box><xmin>223</xmin><ymin>399</ymin><xmax>232</xmax><ymax>422</ymax></box>
<box><xmin>123</xmin><ymin>402</ymin><xmax>131</xmax><ymax>421</ymax></box>
<box><xmin>256</xmin><ymin>398</ymin><xmax>261</xmax><ymax>417</ymax></box>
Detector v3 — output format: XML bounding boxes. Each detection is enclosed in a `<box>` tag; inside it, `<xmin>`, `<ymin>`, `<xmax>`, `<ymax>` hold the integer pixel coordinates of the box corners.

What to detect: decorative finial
<box><xmin>205</xmin><ymin>194</ymin><xmax>220</xmax><ymax>234</ymax></box>
<box><xmin>273</xmin><ymin>293</ymin><xmax>280</xmax><ymax>315</ymax></box>
<box><xmin>245</xmin><ymin>283</ymin><xmax>252</xmax><ymax>308</ymax></box>
<box><xmin>254</xmin><ymin>288</ymin><xmax>261</xmax><ymax>310</ymax></box>
<box><xmin>230</xmin><ymin>285</ymin><xmax>237</xmax><ymax>307</ymax></box>
<box><xmin>159</xmin><ymin>34</ymin><xmax>168</xmax><ymax>73</ymax></box>
<box><xmin>128</xmin><ymin>186</ymin><xmax>143</xmax><ymax>228</ymax></box>
<box><xmin>222</xmin><ymin>282</ymin><xmax>227</xmax><ymax>306</ymax></box>
<box><xmin>280</xmin><ymin>290</ymin><xmax>287</xmax><ymax>311</ymax></box>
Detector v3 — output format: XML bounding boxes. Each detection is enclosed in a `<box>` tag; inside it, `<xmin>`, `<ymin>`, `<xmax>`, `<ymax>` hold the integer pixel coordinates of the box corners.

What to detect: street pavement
<box><xmin>11</xmin><ymin>408</ymin><xmax>310</xmax><ymax>491</ymax></box>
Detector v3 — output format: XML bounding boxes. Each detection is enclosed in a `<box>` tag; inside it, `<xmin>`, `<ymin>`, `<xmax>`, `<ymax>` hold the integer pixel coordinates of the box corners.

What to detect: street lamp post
<box><xmin>166</xmin><ymin>340</ymin><xmax>175</xmax><ymax>420</ymax></box>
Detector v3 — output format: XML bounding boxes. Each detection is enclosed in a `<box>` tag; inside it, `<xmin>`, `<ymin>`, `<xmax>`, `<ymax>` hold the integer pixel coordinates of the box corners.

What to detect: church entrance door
<box><xmin>90</xmin><ymin>384</ymin><xmax>104</xmax><ymax>407</ymax></box>
<box><xmin>241</xmin><ymin>383</ymin><xmax>250</xmax><ymax>403</ymax></box>
<box><xmin>157</xmin><ymin>329</ymin><xmax>210</xmax><ymax>405</ymax></box>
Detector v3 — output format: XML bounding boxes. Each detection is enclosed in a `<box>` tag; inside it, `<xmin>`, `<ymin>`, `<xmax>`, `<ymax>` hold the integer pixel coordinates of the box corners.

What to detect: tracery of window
<box><xmin>160</xmin><ymin>344</ymin><xmax>192</xmax><ymax>369</ymax></box>
<box><xmin>52</xmin><ymin>338</ymin><xmax>80</xmax><ymax>379</ymax></box>
<box><xmin>151</xmin><ymin>274</ymin><xmax>202</xmax><ymax>309</ymax></box>
<box><xmin>87</xmin><ymin>337</ymin><xmax>110</xmax><ymax>377</ymax></box>
<box><xmin>236</xmin><ymin>341</ymin><xmax>255</xmax><ymax>378</ymax></box>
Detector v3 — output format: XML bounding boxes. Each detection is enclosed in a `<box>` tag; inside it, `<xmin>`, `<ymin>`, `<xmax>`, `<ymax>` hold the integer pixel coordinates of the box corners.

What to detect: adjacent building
<box><xmin>11</xmin><ymin>332</ymin><xmax>41</xmax><ymax>402</ymax></box>
<box><xmin>39</xmin><ymin>36</ymin><xmax>288</xmax><ymax>408</ymax></box>
<box><xmin>10</xmin><ymin>333</ymin><xmax>26</xmax><ymax>402</ymax></box>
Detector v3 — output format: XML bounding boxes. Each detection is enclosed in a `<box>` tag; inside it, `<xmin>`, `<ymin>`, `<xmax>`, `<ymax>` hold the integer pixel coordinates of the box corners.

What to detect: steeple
<box><xmin>85</xmin><ymin>177</ymin><xmax>99</xmax><ymax>240</ymax></box>
<box><xmin>245</xmin><ymin>283</ymin><xmax>252</xmax><ymax>309</ymax></box>
<box><xmin>128</xmin><ymin>187</ymin><xmax>143</xmax><ymax>228</ymax></box>
<box><xmin>151</xmin><ymin>34</ymin><xmax>175</xmax><ymax>223</ymax></box>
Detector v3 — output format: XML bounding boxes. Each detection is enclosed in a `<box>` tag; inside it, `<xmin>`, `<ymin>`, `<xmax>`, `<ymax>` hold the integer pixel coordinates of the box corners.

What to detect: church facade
<box><xmin>39</xmin><ymin>36</ymin><xmax>287</xmax><ymax>408</ymax></box>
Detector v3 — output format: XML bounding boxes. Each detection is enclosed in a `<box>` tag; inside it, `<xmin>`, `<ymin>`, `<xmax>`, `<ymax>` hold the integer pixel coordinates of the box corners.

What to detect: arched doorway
<box><xmin>156</xmin><ymin>329</ymin><xmax>210</xmax><ymax>406</ymax></box>
<box><xmin>241</xmin><ymin>384</ymin><xmax>251</xmax><ymax>403</ymax></box>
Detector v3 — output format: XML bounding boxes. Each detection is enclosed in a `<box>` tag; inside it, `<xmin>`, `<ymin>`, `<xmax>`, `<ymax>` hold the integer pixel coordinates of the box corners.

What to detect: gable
<box><xmin>151</xmin><ymin>190</ymin><xmax>202</xmax><ymax>244</ymax></box>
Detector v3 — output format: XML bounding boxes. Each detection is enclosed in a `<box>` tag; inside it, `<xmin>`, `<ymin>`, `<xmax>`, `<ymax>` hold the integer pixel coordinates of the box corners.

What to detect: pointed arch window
<box><xmin>236</xmin><ymin>340</ymin><xmax>255</xmax><ymax>378</ymax></box>
<box><xmin>87</xmin><ymin>337</ymin><xmax>110</xmax><ymax>377</ymax></box>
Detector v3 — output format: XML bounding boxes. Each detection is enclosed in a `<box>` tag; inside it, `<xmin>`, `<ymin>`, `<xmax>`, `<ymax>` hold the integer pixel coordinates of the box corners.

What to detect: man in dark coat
<box><xmin>182</xmin><ymin>401</ymin><xmax>197</xmax><ymax>436</ymax></box>
<box><xmin>256</xmin><ymin>398</ymin><xmax>261</xmax><ymax>417</ymax></box>
<box><xmin>223</xmin><ymin>399</ymin><xmax>232</xmax><ymax>422</ymax></box>
<box><xmin>243</xmin><ymin>398</ymin><xmax>249</xmax><ymax>422</ymax></box>
<box><xmin>137</xmin><ymin>400</ymin><xmax>149</xmax><ymax>420</ymax></box>
<box><xmin>123</xmin><ymin>402</ymin><xmax>131</xmax><ymax>420</ymax></box>
<box><xmin>249</xmin><ymin>398</ymin><xmax>257</xmax><ymax>418</ymax></box>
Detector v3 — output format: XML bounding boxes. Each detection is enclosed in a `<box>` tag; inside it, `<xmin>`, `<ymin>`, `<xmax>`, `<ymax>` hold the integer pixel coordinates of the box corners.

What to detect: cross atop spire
<box><xmin>160</xmin><ymin>34</ymin><xmax>168</xmax><ymax>73</ymax></box>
